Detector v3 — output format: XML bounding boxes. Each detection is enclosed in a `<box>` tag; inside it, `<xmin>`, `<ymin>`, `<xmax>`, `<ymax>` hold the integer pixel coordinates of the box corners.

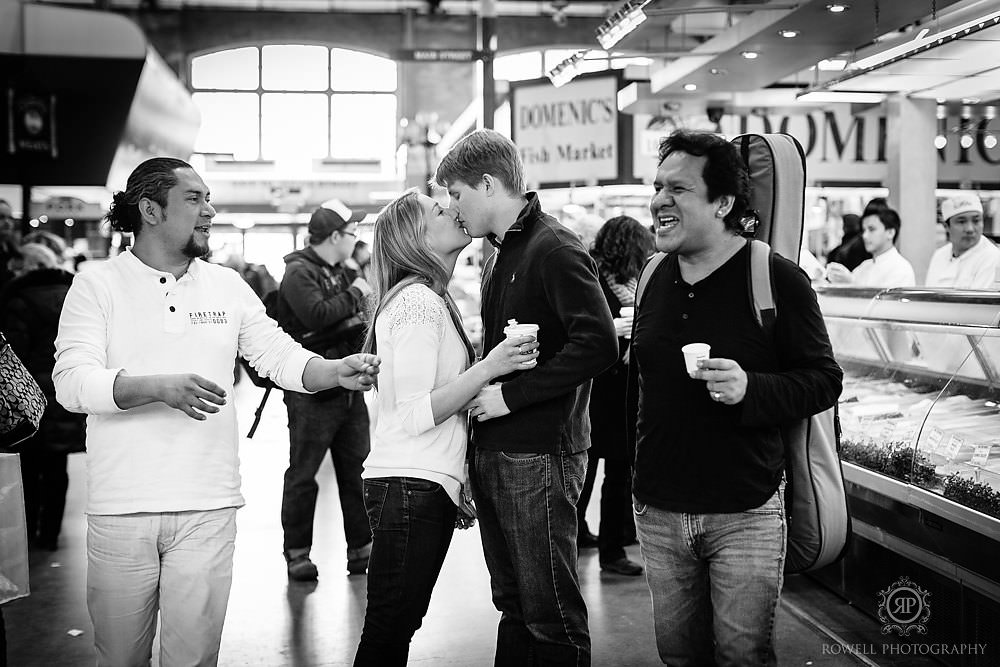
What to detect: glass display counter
<box><xmin>814</xmin><ymin>286</ymin><xmax>1000</xmax><ymax>658</ymax></box>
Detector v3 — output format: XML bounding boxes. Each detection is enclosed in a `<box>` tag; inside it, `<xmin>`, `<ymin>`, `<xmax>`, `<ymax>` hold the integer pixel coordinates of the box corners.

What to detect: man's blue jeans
<box><xmin>281</xmin><ymin>391</ymin><xmax>371</xmax><ymax>554</ymax></box>
<box><xmin>633</xmin><ymin>486</ymin><xmax>786</xmax><ymax>666</ymax></box>
<box><xmin>354</xmin><ymin>477</ymin><xmax>457</xmax><ymax>666</ymax></box>
<box><xmin>472</xmin><ymin>447</ymin><xmax>591</xmax><ymax>667</ymax></box>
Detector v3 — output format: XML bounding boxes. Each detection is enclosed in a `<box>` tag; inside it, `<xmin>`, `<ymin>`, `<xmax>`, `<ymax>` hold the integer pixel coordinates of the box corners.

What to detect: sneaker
<box><xmin>346</xmin><ymin>542</ymin><xmax>372</xmax><ymax>575</ymax></box>
<box><xmin>600</xmin><ymin>557</ymin><xmax>644</xmax><ymax>576</ymax></box>
<box><xmin>286</xmin><ymin>554</ymin><xmax>319</xmax><ymax>581</ymax></box>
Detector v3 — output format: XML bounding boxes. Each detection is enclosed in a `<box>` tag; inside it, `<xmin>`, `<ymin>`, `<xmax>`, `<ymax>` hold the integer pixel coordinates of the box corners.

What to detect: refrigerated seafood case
<box><xmin>815</xmin><ymin>285</ymin><xmax>1000</xmax><ymax>662</ymax></box>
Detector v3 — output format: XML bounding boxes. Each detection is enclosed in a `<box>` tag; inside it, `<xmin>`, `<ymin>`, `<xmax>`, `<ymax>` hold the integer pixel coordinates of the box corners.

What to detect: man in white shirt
<box><xmin>925</xmin><ymin>194</ymin><xmax>1000</xmax><ymax>288</ymax></box>
<box><xmin>52</xmin><ymin>157</ymin><xmax>379</xmax><ymax>667</ymax></box>
<box><xmin>826</xmin><ymin>207</ymin><xmax>915</xmax><ymax>287</ymax></box>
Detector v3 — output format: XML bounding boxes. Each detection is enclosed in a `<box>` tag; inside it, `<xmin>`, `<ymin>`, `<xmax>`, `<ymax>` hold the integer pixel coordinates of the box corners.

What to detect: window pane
<box><xmin>331</xmin><ymin>48</ymin><xmax>396</xmax><ymax>91</ymax></box>
<box><xmin>192</xmin><ymin>92</ymin><xmax>259</xmax><ymax>160</ymax></box>
<box><xmin>191</xmin><ymin>47</ymin><xmax>258</xmax><ymax>90</ymax></box>
<box><xmin>262</xmin><ymin>45</ymin><xmax>328</xmax><ymax>91</ymax></box>
<box><xmin>261</xmin><ymin>93</ymin><xmax>328</xmax><ymax>159</ymax></box>
<box><xmin>331</xmin><ymin>94</ymin><xmax>396</xmax><ymax>161</ymax></box>
<box><xmin>494</xmin><ymin>51</ymin><xmax>542</xmax><ymax>82</ymax></box>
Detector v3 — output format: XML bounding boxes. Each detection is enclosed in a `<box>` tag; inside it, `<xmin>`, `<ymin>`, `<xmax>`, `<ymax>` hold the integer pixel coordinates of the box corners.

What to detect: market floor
<box><xmin>6</xmin><ymin>381</ymin><xmax>901</xmax><ymax>667</ymax></box>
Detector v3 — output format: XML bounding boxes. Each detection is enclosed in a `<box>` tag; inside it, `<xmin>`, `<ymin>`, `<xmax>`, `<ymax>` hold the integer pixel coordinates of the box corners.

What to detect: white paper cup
<box><xmin>504</xmin><ymin>321</ymin><xmax>539</xmax><ymax>368</ymax></box>
<box><xmin>681</xmin><ymin>342</ymin><xmax>711</xmax><ymax>377</ymax></box>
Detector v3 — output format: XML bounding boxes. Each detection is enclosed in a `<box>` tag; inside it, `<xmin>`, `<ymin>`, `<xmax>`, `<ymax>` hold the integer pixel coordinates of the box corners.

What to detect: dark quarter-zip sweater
<box><xmin>631</xmin><ymin>244</ymin><xmax>843</xmax><ymax>513</ymax></box>
<box><xmin>474</xmin><ymin>193</ymin><xmax>619</xmax><ymax>454</ymax></box>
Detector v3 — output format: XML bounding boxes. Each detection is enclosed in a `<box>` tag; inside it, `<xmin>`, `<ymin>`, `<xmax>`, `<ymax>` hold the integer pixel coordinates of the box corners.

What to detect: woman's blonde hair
<box><xmin>362</xmin><ymin>190</ymin><xmax>452</xmax><ymax>356</ymax></box>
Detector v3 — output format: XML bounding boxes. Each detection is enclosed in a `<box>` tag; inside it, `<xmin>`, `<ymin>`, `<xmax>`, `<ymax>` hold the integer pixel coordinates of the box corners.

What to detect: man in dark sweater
<box><xmin>276</xmin><ymin>202</ymin><xmax>373</xmax><ymax>581</ymax></box>
<box><xmin>630</xmin><ymin>130</ymin><xmax>842</xmax><ymax>665</ymax></box>
<box><xmin>435</xmin><ymin>129</ymin><xmax>618</xmax><ymax>667</ymax></box>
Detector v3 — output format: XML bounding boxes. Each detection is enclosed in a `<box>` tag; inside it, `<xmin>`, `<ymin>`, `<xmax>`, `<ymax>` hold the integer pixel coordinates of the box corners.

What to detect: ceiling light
<box><xmin>850</xmin><ymin>9</ymin><xmax>1000</xmax><ymax>71</ymax></box>
<box><xmin>934</xmin><ymin>135</ymin><xmax>948</xmax><ymax>150</ymax></box>
<box><xmin>984</xmin><ymin>133</ymin><xmax>998</xmax><ymax>150</ymax></box>
<box><xmin>960</xmin><ymin>133</ymin><xmax>974</xmax><ymax>149</ymax></box>
<box><xmin>796</xmin><ymin>91</ymin><xmax>885</xmax><ymax>104</ymax></box>
<box><xmin>709</xmin><ymin>68</ymin><xmax>728</xmax><ymax>76</ymax></box>
<box><xmin>826</xmin><ymin>4</ymin><xmax>849</xmax><ymax>13</ymax></box>
<box><xmin>817</xmin><ymin>58</ymin><xmax>847</xmax><ymax>71</ymax></box>
<box><xmin>778</xmin><ymin>29</ymin><xmax>800</xmax><ymax>38</ymax></box>
<box><xmin>683</xmin><ymin>83</ymin><xmax>697</xmax><ymax>91</ymax></box>
<box><xmin>546</xmin><ymin>50</ymin><xmax>587</xmax><ymax>88</ymax></box>
<box><xmin>596</xmin><ymin>0</ymin><xmax>648</xmax><ymax>50</ymax></box>
<box><xmin>741</xmin><ymin>51</ymin><xmax>759</xmax><ymax>60</ymax></box>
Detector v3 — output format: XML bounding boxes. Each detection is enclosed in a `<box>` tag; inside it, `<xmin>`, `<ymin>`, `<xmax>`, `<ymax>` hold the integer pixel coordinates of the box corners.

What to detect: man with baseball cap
<box><xmin>275</xmin><ymin>198</ymin><xmax>374</xmax><ymax>580</ymax></box>
<box><xmin>926</xmin><ymin>194</ymin><xmax>1000</xmax><ymax>289</ymax></box>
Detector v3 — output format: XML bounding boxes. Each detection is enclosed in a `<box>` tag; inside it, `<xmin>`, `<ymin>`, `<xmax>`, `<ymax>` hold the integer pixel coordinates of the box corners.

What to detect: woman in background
<box><xmin>0</xmin><ymin>243</ymin><xmax>86</xmax><ymax>551</ymax></box>
<box><xmin>354</xmin><ymin>191</ymin><xmax>537</xmax><ymax>666</ymax></box>
<box><xmin>576</xmin><ymin>215</ymin><xmax>653</xmax><ymax>575</ymax></box>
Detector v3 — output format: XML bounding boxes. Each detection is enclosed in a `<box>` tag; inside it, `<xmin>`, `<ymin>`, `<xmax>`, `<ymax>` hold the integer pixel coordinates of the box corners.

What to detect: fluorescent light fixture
<box><xmin>596</xmin><ymin>0</ymin><xmax>648</xmax><ymax>50</ymax></box>
<box><xmin>851</xmin><ymin>9</ymin><xmax>1000</xmax><ymax>71</ymax></box>
<box><xmin>796</xmin><ymin>91</ymin><xmax>886</xmax><ymax>104</ymax></box>
<box><xmin>546</xmin><ymin>50</ymin><xmax>588</xmax><ymax>88</ymax></box>
<box><xmin>817</xmin><ymin>58</ymin><xmax>848</xmax><ymax>71</ymax></box>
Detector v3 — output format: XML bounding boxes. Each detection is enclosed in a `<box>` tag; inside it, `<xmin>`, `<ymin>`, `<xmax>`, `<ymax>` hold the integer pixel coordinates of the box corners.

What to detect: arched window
<box><xmin>190</xmin><ymin>45</ymin><xmax>397</xmax><ymax>171</ymax></box>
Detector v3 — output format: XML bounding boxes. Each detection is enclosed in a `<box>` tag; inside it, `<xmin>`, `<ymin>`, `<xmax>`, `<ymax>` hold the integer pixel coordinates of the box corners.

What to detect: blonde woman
<box><xmin>354</xmin><ymin>191</ymin><xmax>537</xmax><ymax>666</ymax></box>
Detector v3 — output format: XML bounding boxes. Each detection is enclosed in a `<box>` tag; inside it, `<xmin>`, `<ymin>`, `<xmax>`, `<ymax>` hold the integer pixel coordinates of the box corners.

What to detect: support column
<box><xmin>885</xmin><ymin>95</ymin><xmax>937</xmax><ymax>284</ymax></box>
<box><xmin>479</xmin><ymin>0</ymin><xmax>496</xmax><ymax>130</ymax></box>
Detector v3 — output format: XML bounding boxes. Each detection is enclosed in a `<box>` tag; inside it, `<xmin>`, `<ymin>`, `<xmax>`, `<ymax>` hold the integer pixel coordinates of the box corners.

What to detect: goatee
<box><xmin>182</xmin><ymin>235</ymin><xmax>209</xmax><ymax>259</ymax></box>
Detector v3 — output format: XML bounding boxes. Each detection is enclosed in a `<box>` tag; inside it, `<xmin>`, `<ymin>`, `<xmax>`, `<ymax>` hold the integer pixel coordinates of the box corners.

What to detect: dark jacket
<box><xmin>587</xmin><ymin>273</ymin><xmax>629</xmax><ymax>460</ymax></box>
<box><xmin>476</xmin><ymin>193</ymin><xmax>618</xmax><ymax>454</ymax></box>
<box><xmin>0</xmin><ymin>268</ymin><xmax>86</xmax><ymax>453</ymax></box>
<box><xmin>826</xmin><ymin>235</ymin><xmax>870</xmax><ymax>271</ymax></box>
<box><xmin>276</xmin><ymin>246</ymin><xmax>366</xmax><ymax>360</ymax></box>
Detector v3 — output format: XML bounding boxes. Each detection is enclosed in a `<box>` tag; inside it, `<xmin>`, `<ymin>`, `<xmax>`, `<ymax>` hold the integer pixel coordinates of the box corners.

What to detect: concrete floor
<box><xmin>5</xmin><ymin>381</ymin><xmax>890</xmax><ymax>666</ymax></box>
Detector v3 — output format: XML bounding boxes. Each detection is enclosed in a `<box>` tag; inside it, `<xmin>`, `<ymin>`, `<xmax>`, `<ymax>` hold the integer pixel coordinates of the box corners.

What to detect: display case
<box><xmin>814</xmin><ymin>286</ymin><xmax>1000</xmax><ymax>661</ymax></box>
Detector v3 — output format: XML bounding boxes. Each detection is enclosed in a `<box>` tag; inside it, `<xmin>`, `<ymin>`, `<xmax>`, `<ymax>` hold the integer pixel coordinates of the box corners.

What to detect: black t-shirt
<box><xmin>631</xmin><ymin>244</ymin><xmax>842</xmax><ymax>513</ymax></box>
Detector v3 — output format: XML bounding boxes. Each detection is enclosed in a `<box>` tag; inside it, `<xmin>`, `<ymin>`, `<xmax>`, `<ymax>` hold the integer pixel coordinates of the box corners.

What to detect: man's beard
<box><xmin>181</xmin><ymin>234</ymin><xmax>209</xmax><ymax>259</ymax></box>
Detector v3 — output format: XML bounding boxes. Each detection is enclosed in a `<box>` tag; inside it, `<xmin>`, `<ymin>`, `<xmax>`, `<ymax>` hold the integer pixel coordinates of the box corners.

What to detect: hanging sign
<box><xmin>511</xmin><ymin>73</ymin><xmax>630</xmax><ymax>188</ymax></box>
<box><xmin>7</xmin><ymin>89</ymin><xmax>58</xmax><ymax>158</ymax></box>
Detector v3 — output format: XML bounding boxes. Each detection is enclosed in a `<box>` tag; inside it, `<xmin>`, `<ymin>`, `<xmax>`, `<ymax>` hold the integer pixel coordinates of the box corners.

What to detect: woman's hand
<box><xmin>456</xmin><ymin>484</ymin><xmax>477</xmax><ymax>530</ymax></box>
<box><xmin>482</xmin><ymin>334</ymin><xmax>538</xmax><ymax>377</ymax></box>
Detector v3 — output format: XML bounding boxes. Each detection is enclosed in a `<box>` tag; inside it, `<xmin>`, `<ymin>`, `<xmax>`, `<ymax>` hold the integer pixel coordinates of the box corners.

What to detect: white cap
<box><xmin>941</xmin><ymin>194</ymin><xmax>983</xmax><ymax>222</ymax></box>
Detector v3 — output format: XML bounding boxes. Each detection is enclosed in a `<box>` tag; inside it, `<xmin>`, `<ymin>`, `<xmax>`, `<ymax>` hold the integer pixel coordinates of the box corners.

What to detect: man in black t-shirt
<box><xmin>630</xmin><ymin>130</ymin><xmax>842</xmax><ymax>665</ymax></box>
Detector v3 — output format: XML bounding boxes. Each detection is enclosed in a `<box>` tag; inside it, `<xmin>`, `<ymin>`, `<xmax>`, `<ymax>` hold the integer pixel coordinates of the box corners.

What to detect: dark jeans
<box><xmin>281</xmin><ymin>391</ymin><xmax>371</xmax><ymax>553</ymax></box>
<box><xmin>354</xmin><ymin>477</ymin><xmax>456</xmax><ymax>666</ymax></box>
<box><xmin>472</xmin><ymin>447</ymin><xmax>591</xmax><ymax>667</ymax></box>
<box><xmin>577</xmin><ymin>455</ymin><xmax>635</xmax><ymax>563</ymax></box>
<box><xmin>20</xmin><ymin>450</ymin><xmax>69</xmax><ymax>548</ymax></box>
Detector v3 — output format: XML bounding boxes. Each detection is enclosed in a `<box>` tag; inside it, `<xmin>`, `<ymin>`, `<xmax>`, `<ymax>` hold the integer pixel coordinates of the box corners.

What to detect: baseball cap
<box><xmin>941</xmin><ymin>194</ymin><xmax>983</xmax><ymax>223</ymax></box>
<box><xmin>307</xmin><ymin>199</ymin><xmax>366</xmax><ymax>240</ymax></box>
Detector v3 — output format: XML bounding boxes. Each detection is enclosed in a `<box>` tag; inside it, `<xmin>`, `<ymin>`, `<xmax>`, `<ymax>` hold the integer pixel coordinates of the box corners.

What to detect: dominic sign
<box><xmin>512</xmin><ymin>75</ymin><xmax>619</xmax><ymax>186</ymax></box>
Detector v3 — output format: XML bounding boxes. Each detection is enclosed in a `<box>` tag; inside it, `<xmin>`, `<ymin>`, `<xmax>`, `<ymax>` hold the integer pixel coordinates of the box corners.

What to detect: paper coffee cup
<box><xmin>619</xmin><ymin>306</ymin><xmax>635</xmax><ymax>318</ymax></box>
<box><xmin>681</xmin><ymin>343</ymin><xmax>710</xmax><ymax>377</ymax></box>
<box><xmin>504</xmin><ymin>319</ymin><xmax>539</xmax><ymax>368</ymax></box>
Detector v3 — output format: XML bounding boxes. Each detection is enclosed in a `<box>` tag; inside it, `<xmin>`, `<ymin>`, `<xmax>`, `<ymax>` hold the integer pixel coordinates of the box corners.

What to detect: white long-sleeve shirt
<box><xmin>925</xmin><ymin>236</ymin><xmax>1000</xmax><ymax>289</ymax></box>
<box><xmin>851</xmin><ymin>246</ymin><xmax>916</xmax><ymax>287</ymax></box>
<box><xmin>362</xmin><ymin>284</ymin><xmax>470</xmax><ymax>505</ymax></box>
<box><xmin>53</xmin><ymin>250</ymin><xmax>317</xmax><ymax>515</ymax></box>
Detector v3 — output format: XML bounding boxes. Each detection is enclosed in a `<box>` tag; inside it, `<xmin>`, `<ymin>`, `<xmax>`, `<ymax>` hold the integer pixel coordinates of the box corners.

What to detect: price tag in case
<box><xmin>970</xmin><ymin>444</ymin><xmax>993</xmax><ymax>467</ymax></box>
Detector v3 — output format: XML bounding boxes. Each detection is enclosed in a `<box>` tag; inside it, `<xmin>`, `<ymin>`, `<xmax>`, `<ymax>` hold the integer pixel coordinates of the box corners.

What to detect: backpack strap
<box><xmin>635</xmin><ymin>252</ymin><xmax>668</xmax><ymax>310</ymax></box>
<box><xmin>747</xmin><ymin>239</ymin><xmax>777</xmax><ymax>332</ymax></box>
